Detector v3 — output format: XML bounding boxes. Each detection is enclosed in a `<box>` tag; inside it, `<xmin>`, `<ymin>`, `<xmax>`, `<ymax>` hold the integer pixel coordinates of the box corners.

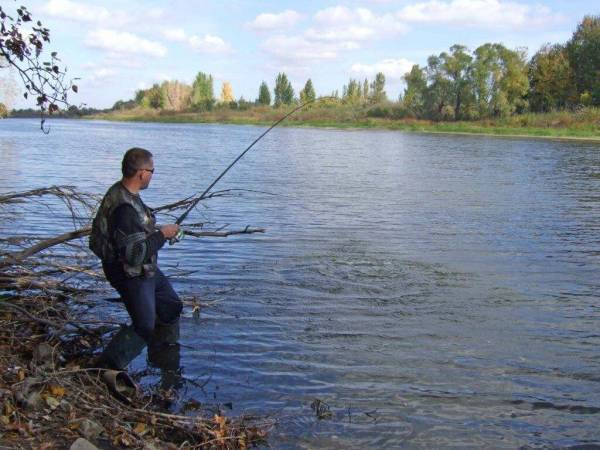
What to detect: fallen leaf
<box><xmin>133</xmin><ymin>422</ymin><xmax>146</xmax><ymax>435</ymax></box>
<box><xmin>18</xmin><ymin>368</ymin><xmax>25</xmax><ymax>381</ymax></box>
<box><xmin>48</xmin><ymin>385</ymin><xmax>65</xmax><ymax>398</ymax></box>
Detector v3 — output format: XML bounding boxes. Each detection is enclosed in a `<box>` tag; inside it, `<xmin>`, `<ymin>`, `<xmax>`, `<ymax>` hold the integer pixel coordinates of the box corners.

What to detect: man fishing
<box><xmin>90</xmin><ymin>147</ymin><xmax>182</xmax><ymax>368</ymax></box>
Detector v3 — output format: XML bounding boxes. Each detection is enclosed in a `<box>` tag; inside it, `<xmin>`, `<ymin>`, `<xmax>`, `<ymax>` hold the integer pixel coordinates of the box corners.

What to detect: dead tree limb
<box><xmin>0</xmin><ymin>226</ymin><xmax>91</xmax><ymax>269</ymax></box>
<box><xmin>184</xmin><ymin>227</ymin><xmax>265</xmax><ymax>237</ymax></box>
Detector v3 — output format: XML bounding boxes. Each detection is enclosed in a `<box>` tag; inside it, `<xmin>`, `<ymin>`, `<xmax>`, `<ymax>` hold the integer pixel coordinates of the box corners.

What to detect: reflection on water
<box><xmin>2</xmin><ymin>119</ymin><xmax>600</xmax><ymax>448</ymax></box>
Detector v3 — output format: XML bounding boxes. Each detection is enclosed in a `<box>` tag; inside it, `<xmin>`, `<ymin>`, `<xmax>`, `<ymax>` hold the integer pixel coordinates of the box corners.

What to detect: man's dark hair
<box><xmin>122</xmin><ymin>147</ymin><xmax>153</xmax><ymax>178</ymax></box>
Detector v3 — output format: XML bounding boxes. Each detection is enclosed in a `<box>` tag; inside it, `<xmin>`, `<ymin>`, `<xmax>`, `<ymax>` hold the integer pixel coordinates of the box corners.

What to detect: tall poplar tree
<box><xmin>257</xmin><ymin>81</ymin><xmax>271</xmax><ymax>105</ymax></box>
<box><xmin>299</xmin><ymin>79</ymin><xmax>316</xmax><ymax>103</ymax></box>
<box><xmin>274</xmin><ymin>72</ymin><xmax>294</xmax><ymax>106</ymax></box>
<box><xmin>191</xmin><ymin>71</ymin><xmax>214</xmax><ymax>109</ymax></box>
<box><xmin>370</xmin><ymin>72</ymin><xmax>387</xmax><ymax>103</ymax></box>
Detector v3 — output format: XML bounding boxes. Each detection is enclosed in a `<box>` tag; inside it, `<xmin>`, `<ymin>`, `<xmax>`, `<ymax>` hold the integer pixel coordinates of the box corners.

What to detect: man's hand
<box><xmin>160</xmin><ymin>224</ymin><xmax>180</xmax><ymax>239</ymax></box>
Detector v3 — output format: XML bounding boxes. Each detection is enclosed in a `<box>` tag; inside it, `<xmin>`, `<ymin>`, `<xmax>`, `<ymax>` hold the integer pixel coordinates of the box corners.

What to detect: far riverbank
<box><xmin>87</xmin><ymin>106</ymin><xmax>600</xmax><ymax>142</ymax></box>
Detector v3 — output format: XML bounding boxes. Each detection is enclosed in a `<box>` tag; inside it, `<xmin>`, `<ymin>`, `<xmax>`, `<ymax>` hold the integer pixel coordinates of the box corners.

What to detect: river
<box><xmin>1</xmin><ymin>118</ymin><xmax>600</xmax><ymax>448</ymax></box>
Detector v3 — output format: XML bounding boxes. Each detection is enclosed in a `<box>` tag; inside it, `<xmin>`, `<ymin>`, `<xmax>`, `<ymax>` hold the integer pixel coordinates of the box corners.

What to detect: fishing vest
<box><xmin>89</xmin><ymin>181</ymin><xmax>157</xmax><ymax>278</ymax></box>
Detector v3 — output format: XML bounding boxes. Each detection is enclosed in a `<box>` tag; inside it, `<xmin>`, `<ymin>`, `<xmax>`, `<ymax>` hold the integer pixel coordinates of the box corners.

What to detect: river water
<box><xmin>1</xmin><ymin>118</ymin><xmax>600</xmax><ymax>448</ymax></box>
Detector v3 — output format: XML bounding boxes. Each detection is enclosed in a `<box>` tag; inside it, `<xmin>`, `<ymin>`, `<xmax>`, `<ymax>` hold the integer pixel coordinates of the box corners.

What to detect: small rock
<box><xmin>79</xmin><ymin>418</ymin><xmax>104</xmax><ymax>440</ymax></box>
<box><xmin>70</xmin><ymin>438</ymin><xmax>99</xmax><ymax>450</ymax></box>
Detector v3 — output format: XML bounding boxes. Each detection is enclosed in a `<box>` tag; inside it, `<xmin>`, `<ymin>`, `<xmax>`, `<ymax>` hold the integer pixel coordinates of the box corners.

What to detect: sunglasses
<box><xmin>140</xmin><ymin>168</ymin><xmax>155</xmax><ymax>174</ymax></box>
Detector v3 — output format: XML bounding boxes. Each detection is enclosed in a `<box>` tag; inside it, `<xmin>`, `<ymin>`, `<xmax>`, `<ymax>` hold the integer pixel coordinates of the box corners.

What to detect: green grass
<box><xmin>88</xmin><ymin>106</ymin><xmax>600</xmax><ymax>141</ymax></box>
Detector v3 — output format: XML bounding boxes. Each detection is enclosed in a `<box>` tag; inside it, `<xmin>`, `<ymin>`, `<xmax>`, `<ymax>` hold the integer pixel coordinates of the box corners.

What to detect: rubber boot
<box><xmin>95</xmin><ymin>325</ymin><xmax>146</xmax><ymax>370</ymax></box>
<box><xmin>153</xmin><ymin>319</ymin><xmax>180</xmax><ymax>345</ymax></box>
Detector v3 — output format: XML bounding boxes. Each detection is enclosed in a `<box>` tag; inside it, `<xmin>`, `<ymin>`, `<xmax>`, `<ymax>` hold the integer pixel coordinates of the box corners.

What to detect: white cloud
<box><xmin>161</xmin><ymin>28</ymin><xmax>187</xmax><ymax>42</ymax></box>
<box><xmin>302</xmin><ymin>6</ymin><xmax>407</xmax><ymax>53</ymax></box>
<box><xmin>260</xmin><ymin>6</ymin><xmax>408</xmax><ymax>66</ymax></box>
<box><xmin>85</xmin><ymin>29</ymin><xmax>167</xmax><ymax>58</ymax></box>
<box><xmin>160</xmin><ymin>28</ymin><xmax>231</xmax><ymax>54</ymax></box>
<box><xmin>351</xmin><ymin>58</ymin><xmax>415</xmax><ymax>81</ymax></box>
<box><xmin>261</xmin><ymin>35</ymin><xmax>339</xmax><ymax>63</ymax></box>
<box><xmin>43</xmin><ymin>0</ymin><xmax>167</xmax><ymax>28</ymax></box>
<box><xmin>248</xmin><ymin>10</ymin><xmax>302</xmax><ymax>31</ymax></box>
<box><xmin>189</xmin><ymin>34</ymin><xmax>232</xmax><ymax>54</ymax></box>
<box><xmin>311</xmin><ymin>6</ymin><xmax>406</xmax><ymax>42</ymax></box>
<box><xmin>396</xmin><ymin>0</ymin><xmax>562</xmax><ymax>29</ymax></box>
<box><xmin>43</xmin><ymin>0</ymin><xmax>111</xmax><ymax>22</ymax></box>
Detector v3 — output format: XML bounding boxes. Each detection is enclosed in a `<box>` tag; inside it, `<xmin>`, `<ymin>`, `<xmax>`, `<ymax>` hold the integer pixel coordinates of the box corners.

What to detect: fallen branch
<box><xmin>184</xmin><ymin>227</ymin><xmax>265</xmax><ymax>238</ymax></box>
<box><xmin>0</xmin><ymin>226</ymin><xmax>91</xmax><ymax>269</ymax></box>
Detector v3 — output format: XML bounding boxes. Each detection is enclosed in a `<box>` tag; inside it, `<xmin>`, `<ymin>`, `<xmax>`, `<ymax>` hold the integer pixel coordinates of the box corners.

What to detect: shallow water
<box><xmin>1</xmin><ymin>118</ymin><xmax>600</xmax><ymax>448</ymax></box>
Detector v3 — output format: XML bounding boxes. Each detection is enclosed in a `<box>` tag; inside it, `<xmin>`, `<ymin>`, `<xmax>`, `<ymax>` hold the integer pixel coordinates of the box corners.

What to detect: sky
<box><xmin>1</xmin><ymin>0</ymin><xmax>595</xmax><ymax>109</ymax></box>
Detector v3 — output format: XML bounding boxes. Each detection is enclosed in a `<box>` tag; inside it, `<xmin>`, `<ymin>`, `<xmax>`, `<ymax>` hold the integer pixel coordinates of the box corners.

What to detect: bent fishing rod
<box><xmin>170</xmin><ymin>96</ymin><xmax>333</xmax><ymax>244</ymax></box>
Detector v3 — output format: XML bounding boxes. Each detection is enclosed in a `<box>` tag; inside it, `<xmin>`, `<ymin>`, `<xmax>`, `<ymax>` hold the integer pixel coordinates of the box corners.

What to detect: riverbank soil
<box><xmin>0</xmin><ymin>295</ymin><xmax>268</xmax><ymax>449</ymax></box>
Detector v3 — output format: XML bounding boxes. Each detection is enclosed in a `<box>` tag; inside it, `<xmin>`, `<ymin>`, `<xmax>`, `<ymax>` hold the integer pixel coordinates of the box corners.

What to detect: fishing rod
<box><xmin>170</xmin><ymin>96</ymin><xmax>334</xmax><ymax>244</ymax></box>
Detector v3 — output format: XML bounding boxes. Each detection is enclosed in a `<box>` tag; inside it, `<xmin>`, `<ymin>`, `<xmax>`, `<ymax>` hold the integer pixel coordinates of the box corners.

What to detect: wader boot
<box><xmin>148</xmin><ymin>320</ymin><xmax>182</xmax><ymax>390</ymax></box>
<box><xmin>148</xmin><ymin>319</ymin><xmax>180</xmax><ymax>367</ymax></box>
<box><xmin>95</xmin><ymin>325</ymin><xmax>146</xmax><ymax>370</ymax></box>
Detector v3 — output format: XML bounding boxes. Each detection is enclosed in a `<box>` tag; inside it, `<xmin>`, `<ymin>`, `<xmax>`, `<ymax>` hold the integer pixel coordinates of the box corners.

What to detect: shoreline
<box><xmin>80</xmin><ymin>113</ymin><xmax>600</xmax><ymax>143</ymax></box>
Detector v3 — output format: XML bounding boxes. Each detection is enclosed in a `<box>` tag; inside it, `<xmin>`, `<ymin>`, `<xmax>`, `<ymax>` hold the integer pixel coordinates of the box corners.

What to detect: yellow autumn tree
<box><xmin>220</xmin><ymin>81</ymin><xmax>234</xmax><ymax>103</ymax></box>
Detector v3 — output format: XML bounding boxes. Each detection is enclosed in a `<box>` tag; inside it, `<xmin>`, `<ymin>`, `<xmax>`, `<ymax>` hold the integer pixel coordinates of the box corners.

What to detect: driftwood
<box><xmin>0</xmin><ymin>185</ymin><xmax>266</xmax><ymax>295</ymax></box>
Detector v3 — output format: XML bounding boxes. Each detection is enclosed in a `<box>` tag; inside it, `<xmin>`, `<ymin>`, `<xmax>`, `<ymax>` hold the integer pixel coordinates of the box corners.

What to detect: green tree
<box><xmin>496</xmin><ymin>45</ymin><xmax>529</xmax><ymax>115</ymax></box>
<box><xmin>191</xmin><ymin>71</ymin><xmax>214</xmax><ymax>110</ymax></box>
<box><xmin>299</xmin><ymin>78</ymin><xmax>316</xmax><ymax>103</ymax></box>
<box><xmin>134</xmin><ymin>89</ymin><xmax>146</xmax><ymax>105</ymax></box>
<box><xmin>566</xmin><ymin>15</ymin><xmax>600</xmax><ymax>105</ymax></box>
<box><xmin>342</xmin><ymin>78</ymin><xmax>362</xmax><ymax>104</ymax></box>
<box><xmin>402</xmin><ymin>65</ymin><xmax>427</xmax><ymax>118</ymax></box>
<box><xmin>362</xmin><ymin>78</ymin><xmax>369</xmax><ymax>102</ymax></box>
<box><xmin>257</xmin><ymin>81</ymin><xmax>271</xmax><ymax>105</ymax></box>
<box><xmin>470</xmin><ymin>43</ymin><xmax>529</xmax><ymax>118</ymax></box>
<box><xmin>528</xmin><ymin>44</ymin><xmax>576</xmax><ymax>111</ymax></box>
<box><xmin>440</xmin><ymin>45</ymin><xmax>474</xmax><ymax>119</ymax></box>
<box><xmin>369</xmin><ymin>72</ymin><xmax>387</xmax><ymax>103</ymax></box>
<box><xmin>0</xmin><ymin>102</ymin><xmax>8</xmax><ymax>118</ymax></box>
<box><xmin>274</xmin><ymin>72</ymin><xmax>294</xmax><ymax>107</ymax></box>
<box><xmin>146</xmin><ymin>83</ymin><xmax>165</xmax><ymax>109</ymax></box>
<box><xmin>425</xmin><ymin>55</ymin><xmax>453</xmax><ymax>119</ymax></box>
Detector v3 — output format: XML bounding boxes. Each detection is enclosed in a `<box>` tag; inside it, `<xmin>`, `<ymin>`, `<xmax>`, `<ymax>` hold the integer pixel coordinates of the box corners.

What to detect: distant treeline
<box><xmin>8</xmin><ymin>105</ymin><xmax>109</xmax><ymax>118</ymax></box>
<box><xmin>4</xmin><ymin>15</ymin><xmax>598</xmax><ymax>123</ymax></box>
<box><xmin>114</xmin><ymin>15</ymin><xmax>599</xmax><ymax>122</ymax></box>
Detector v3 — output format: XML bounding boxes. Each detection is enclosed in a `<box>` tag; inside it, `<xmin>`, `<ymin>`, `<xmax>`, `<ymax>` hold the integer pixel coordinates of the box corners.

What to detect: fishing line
<box><xmin>170</xmin><ymin>96</ymin><xmax>334</xmax><ymax>242</ymax></box>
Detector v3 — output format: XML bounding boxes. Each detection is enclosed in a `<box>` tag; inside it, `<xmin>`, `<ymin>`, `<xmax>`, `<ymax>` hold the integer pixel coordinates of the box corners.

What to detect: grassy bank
<box><xmin>88</xmin><ymin>106</ymin><xmax>600</xmax><ymax>141</ymax></box>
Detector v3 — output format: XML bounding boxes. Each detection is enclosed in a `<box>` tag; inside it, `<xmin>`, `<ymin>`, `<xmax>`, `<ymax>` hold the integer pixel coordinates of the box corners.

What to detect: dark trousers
<box><xmin>108</xmin><ymin>268</ymin><xmax>182</xmax><ymax>344</ymax></box>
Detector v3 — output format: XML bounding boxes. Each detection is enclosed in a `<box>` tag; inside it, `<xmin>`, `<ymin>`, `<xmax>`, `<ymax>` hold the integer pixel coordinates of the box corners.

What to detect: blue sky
<box><xmin>1</xmin><ymin>0</ymin><xmax>595</xmax><ymax>109</ymax></box>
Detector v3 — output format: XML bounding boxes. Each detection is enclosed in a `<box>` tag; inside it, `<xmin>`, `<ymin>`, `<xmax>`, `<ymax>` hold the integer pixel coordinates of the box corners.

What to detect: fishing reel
<box><xmin>169</xmin><ymin>228</ymin><xmax>185</xmax><ymax>245</ymax></box>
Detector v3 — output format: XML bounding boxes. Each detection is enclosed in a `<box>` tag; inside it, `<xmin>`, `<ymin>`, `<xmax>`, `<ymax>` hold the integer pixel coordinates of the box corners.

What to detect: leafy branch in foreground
<box><xmin>0</xmin><ymin>4</ymin><xmax>78</xmax><ymax>131</ymax></box>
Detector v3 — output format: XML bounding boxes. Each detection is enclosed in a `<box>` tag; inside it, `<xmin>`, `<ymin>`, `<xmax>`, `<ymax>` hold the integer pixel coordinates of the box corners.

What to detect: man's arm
<box><xmin>110</xmin><ymin>204</ymin><xmax>165</xmax><ymax>267</ymax></box>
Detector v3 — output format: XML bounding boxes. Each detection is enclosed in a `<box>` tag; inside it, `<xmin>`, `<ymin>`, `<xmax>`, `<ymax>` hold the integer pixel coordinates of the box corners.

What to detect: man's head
<box><xmin>122</xmin><ymin>147</ymin><xmax>154</xmax><ymax>190</ymax></box>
